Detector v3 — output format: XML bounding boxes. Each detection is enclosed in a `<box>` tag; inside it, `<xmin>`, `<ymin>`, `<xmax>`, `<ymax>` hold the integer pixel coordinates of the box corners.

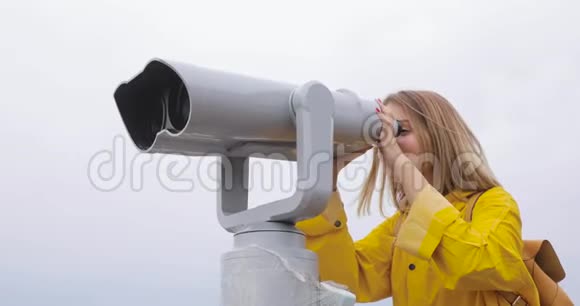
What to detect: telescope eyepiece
<box><xmin>162</xmin><ymin>81</ymin><xmax>190</xmax><ymax>132</ymax></box>
<box><xmin>114</xmin><ymin>60</ymin><xmax>191</xmax><ymax>150</ymax></box>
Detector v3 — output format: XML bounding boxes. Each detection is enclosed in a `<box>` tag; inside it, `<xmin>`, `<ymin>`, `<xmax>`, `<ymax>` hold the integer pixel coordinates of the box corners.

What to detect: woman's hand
<box><xmin>374</xmin><ymin>99</ymin><xmax>403</xmax><ymax>168</ymax></box>
<box><xmin>374</xmin><ymin>98</ymin><xmax>428</xmax><ymax>204</ymax></box>
<box><xmin>331</xmin><ymin>98</ymin><xmax>401</xmax><ymax>191</ymax></box>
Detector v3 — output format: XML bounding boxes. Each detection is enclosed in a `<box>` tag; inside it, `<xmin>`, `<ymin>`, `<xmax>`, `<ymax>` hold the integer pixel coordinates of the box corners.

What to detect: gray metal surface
<box><xmin>217</xmin><ymin>81</ymin><xmax>334</xmax><ymax>232</ymax></box>
<box><xmin>221</xmin><ymin>222</ymin><xmax>319</xmax><ymax>306</ymax></box>
<box><xmin>114</xmin><ymin>59</ymin><xmax>380</xmax><ymax>161</ymax></box>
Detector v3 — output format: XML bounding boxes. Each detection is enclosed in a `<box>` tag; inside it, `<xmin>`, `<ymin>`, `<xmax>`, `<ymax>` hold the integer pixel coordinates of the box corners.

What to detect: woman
<box><xmin>295</xmin><ymin>91</ymin><xmax>539</xmax><ymax>306</ymax></box>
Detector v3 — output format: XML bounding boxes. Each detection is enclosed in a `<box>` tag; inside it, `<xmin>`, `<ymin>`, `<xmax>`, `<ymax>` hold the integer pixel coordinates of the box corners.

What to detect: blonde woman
<box><xmin>296</xmin><ymin>91</ymin><xmax>539</xmax><ymax>306</ymax></box>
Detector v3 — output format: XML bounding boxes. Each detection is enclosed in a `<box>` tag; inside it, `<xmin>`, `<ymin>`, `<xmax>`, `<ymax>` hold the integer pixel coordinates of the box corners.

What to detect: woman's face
<box><xmin>384</xmin><ymin>102</ymin><xmax>422</xmax><ymax>155</ymax></box>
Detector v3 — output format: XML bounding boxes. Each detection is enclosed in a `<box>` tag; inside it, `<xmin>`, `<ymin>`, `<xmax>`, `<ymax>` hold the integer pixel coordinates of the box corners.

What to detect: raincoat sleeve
<box><xmin>395</xmin><ymin>185</ymin><xmax>531</xmax><ymax>292</ymax></box>
<box><xmin>295</xmin><ymin>191</ymin><xmax>399</xmax><ymax>302</ymax></box>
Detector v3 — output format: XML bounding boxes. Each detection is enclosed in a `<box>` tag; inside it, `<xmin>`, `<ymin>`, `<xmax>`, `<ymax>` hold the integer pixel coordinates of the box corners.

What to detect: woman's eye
<box><xmin>397</xmin><ymin>128</ymin><xmax>410</xmax><ymax>137</ymax></box>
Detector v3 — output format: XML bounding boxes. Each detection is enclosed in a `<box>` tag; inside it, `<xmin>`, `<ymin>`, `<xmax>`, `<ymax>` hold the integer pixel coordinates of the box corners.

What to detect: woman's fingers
<box><xmin>373</xmin><ymin>98</ymin><xmax>404</xmax><ymax>166</ymax></box>
<box><xmin>378</xmin><ymin>127</ymin><xmax>396</xmax><ymax>148</ymax></box>
<box><xmin>375</xmin><ymin>99</ymin><xmax>395</xmax><ymax>121</ymax></box>
<box><xmin>376</xmin><ymin>112</ymin><xmax>394</xmax><ymax>125</ymax></box>
<box><xmin>375</xmin><ymin>104</ymin><xmax>397</xmax><ymax>149</ymax></box>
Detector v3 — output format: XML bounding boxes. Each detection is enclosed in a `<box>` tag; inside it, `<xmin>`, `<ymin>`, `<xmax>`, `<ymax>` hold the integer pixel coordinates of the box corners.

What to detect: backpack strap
<box><xmin>463</xmin><ymin>190</ymin><xmax>528</xmax><ymax>305</ymax></box>
<box><xmin>463</xmin><ymin>191</ymin><xmax>485</xmax><ymax>222</ymax></box>
<box><xmin>393</xmin><ymin>212</ymin><xmax>403</xmax><ymax>237</ymax></box>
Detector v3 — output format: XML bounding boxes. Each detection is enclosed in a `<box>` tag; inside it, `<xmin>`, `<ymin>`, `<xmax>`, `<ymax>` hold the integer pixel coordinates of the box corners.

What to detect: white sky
<box><xmin>1</xmin><ymin>0</ymin><xmax>579</xmax><ymax>305</ymax></box>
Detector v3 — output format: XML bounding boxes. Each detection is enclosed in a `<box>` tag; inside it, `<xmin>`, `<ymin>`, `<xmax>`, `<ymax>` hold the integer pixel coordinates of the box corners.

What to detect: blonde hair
<box><xmin>357</xmin><ymin>90</ymin><xmax>500</xmax><ymax>216</ymax></box>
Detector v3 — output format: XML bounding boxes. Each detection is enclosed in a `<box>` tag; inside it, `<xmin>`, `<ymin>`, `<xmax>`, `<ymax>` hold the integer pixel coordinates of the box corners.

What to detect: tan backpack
<box><xmin>464</xmin><ymin>191</ymin><xmax>573</xmax><ymax>306</ymax></box>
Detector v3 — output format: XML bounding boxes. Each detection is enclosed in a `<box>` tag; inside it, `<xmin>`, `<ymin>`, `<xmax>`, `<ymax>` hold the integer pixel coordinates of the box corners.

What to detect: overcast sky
<box><xmin>1</xmin><ymin>0</ymin><xmax>579</xmax><ymax>305</ymax></box>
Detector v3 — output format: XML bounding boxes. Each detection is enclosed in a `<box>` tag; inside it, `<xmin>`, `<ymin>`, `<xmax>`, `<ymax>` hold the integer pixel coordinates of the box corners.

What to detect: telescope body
<box><xmin>114</xmin><ymin>60</ymin><xmax>365</xmax><ymax>305</ymax></box>
<box><xmin>114</xmin><ymin>59</ymin><xmax>380</xmax><ymax>161</ymax></box>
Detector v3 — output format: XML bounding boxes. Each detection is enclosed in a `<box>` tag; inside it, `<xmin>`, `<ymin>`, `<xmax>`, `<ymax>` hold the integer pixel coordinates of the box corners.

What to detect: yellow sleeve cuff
<box><xmin>295</xmin><ymin>191</ymin><xmax>347</xmax><ymax>237</ymax></box>
<box><xmin>395</xmin><ymin>185</ymin><xmax>459</xmax><ymax>259</ymax></box>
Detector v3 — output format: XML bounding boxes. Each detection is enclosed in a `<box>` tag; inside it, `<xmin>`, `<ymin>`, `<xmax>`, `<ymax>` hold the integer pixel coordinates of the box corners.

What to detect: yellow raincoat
<box><xmin>295</xmin><ymin>185</ymin><xmax>540</xmax><ymax>305</ymax></box>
